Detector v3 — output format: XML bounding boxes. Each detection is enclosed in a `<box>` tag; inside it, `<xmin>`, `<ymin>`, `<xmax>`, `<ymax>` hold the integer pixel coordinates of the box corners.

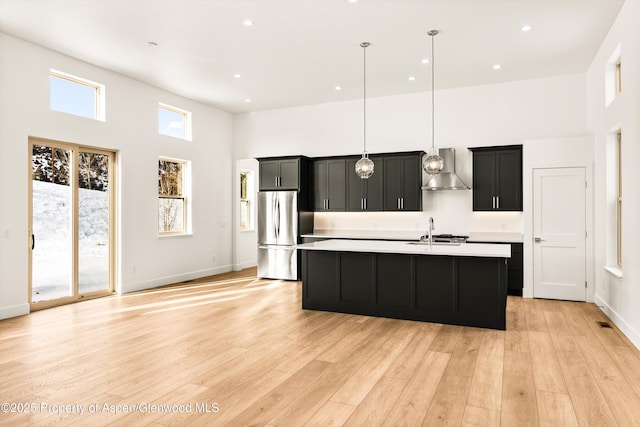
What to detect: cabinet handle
<box><xmin>364</xmin><ymin>198</ymin><xmax>367</xmax><ymax>210</ymax></box>
<box><xmin>326</xmin><ymin>199</ymin><xmax>329</xmax><ymax>210</ymax></box>
<box><xmin>496</xmin><ymin>196</ymin><xmax>500</xmax><ymax>209</ymax></box>
<box><xmin>361</xmin><ymin>198</ymin><xmax>364</xmax><ymax>210</ymax></box>
<box><xmin>492</xmin><ymin>196</ymin><xmax>495</xmax><ymax>209</ymax></box>
<box><xmin>275</xmin><ymin>177</ymin><xmax>278</xmax><ymax>187</ymax></box>
<box><xmin>397</xmin><ymin>198</ymin><xmax>400</xmax><ymax>210</ymax></box>
<box><xmin>401</xmin><ymin>198</ymin><xmax>404</xmax><ymax>210</ymax></box>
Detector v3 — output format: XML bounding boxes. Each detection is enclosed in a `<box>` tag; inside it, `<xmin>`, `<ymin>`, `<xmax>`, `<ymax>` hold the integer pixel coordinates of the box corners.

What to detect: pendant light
<box><xmin>423</xmin><ymin>30</ymin><xmax>444</xmax><ymax>175</ymax></box>
<box><xmin>355</xmin><ymin>42</ymin><xmax>374</xmax><ymax>179</ymax></box>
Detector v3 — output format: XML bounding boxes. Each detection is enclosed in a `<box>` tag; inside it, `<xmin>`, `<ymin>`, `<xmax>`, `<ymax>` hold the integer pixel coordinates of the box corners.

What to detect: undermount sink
<box><xmin>407</xmin><ymin>241</ymin><xmax>461</xmax><ymax>246</ymax></box>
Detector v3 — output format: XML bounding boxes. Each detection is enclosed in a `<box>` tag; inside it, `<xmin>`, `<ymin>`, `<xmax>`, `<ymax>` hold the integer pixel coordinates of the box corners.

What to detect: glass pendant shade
<box><xmin>422</xmin><ymin>29</ymin><xmax>444</xmax><ymax>176</ymax></box>
<box><xmin>355</xmin><ymin>153</ymin><xmax>374</xmax><ymax>179</ymax></box>
<box><xmin>423</xmin><ymin>152</ymin><xmax>444</xmax><ymax>175</ymax></box>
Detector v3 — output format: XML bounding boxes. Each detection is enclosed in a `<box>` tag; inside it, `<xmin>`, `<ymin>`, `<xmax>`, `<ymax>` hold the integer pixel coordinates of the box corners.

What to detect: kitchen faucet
<box><xmin>420</xmin><ymin>217</ymin><xmax>435</xmax><ymax>247</ymax></box>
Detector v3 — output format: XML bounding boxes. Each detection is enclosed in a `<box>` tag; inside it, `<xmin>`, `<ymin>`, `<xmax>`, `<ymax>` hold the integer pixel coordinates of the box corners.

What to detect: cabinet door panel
<box><xmin>496</xmin><ymin>150</ymin><xmax>522</xmax><ymax>210</ymax></box>
<box><xmin>305</xmin><ymin>251</ymin><xmax>338</xmax><ymax>301</ymax></box>
<box><xmin>312</xmin><ymin>160</ymin><xmax>327</xmax><ymax>210</ymax></box>
<box><xmin>383</xmin><ymin>157</ymin><xmax>403</xmax><ymax>210</ymax></box>
<box><xmin>365</xmin><ymin>157</ymin><xmax>384</xmax><ymax>211</ymax></box>
<box><xmin>472</xmin><ymin>151</ymin><xmax>496</xmax><ymax>211</ymax></box>
<box><xmin>278</xmin><ymin>159</ymin><xmax>300</xmax><ymax>189</ymax></box>
<box><xmin>458</xmin><ymin>258</ymin><xmax>501</xmax><ymax>315</ymax></box>
<box><xmin>326</xmin><ymin>159</ymin><xmax>346</xmax><ymax>211</ymax></box>
<box><xmin>401</xmin><ymin>156</ymin><xmax>422</xmax><ymax>211</ymax></box>
<box><xmin>346</xmin><ymin>158</ymin><xmax>365</xmax><ymax>211</ymax></box>
<box><xmin>340</xmin><ymin>252</ymin><xmax>374</xmax><ymax>303</ymax></box>
<box><xmin>416</xmin><ymin>256</ymin><xmax>455</xmax><ymax>312</ymax></box>
<box><xmin>259</xmin><ymin>160</ymin><xmax>280</xmax><ymax>190</ymax></box>
<box><xmin>376</xmin><ymin>254</ymin><xmax>412</xmax><ymax>307</ymax></box>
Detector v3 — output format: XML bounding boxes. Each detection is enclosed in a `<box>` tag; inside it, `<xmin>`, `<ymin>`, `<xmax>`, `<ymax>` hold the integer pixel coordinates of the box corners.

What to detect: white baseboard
<box><xmin>0</xmin><ymin>303</ymin><xmax>30</xmax><ymax>320</ymax></box>
<box><xmin>594</xmin><ymin>294</ymin><xmax>640</xmax><ymax>350</ymax></box>
<box><xmin>233</xmin><ymin>261</ymin><xmax>257</xmax><ymax>271</ymax></box>
<box><xmin>122</xmin><ymin>265</ymin><xmax>233</xmax><ymax>294</ymax></box>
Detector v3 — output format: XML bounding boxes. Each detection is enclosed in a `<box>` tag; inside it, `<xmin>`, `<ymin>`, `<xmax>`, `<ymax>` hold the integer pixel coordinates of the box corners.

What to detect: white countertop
<box><xmin>297</xmin><ymin>239</ymin><xmax>511</xmax><ymax>258</ymax></box>
<box><xmin>467</xmin><ymin>232</ymin><xmax>523</xmax><ymax>243</ymax></box>
<box><xmin>302</xmin><ymin>229</ymin><xmax>424</xmax><ymax>241</ymax></box>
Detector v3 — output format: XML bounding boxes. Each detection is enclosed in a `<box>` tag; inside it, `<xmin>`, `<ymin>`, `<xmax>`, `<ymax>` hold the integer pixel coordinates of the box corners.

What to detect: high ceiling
<box><xmin>0</xmin><ymin>0</ymin><xmax>625</xmax><ymax>113</ymax></box>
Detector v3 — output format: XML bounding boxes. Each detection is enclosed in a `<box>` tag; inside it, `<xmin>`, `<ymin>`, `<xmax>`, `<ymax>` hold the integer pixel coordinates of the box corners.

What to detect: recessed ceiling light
<box><xmin>493</xmin><ymin>64</ymin><xmax>502</xmax><ymax>70</ymax></box>
<box><xmin>335</xmin><ymin>86</ymin><xmax>342</xmax><ymax>91</ymax></box>
<box><xmin>245</xmin><ymin>98</ymin><xmax>252</xmax><ymax>103</ymax></box>
<box><xmin>408</xmin><ymin>76</ymin><xmax>416</xmax><ymax>81</ymax></box>
<box><xmin>421</xmin><ymin>58</ymin><xmax>429</xmax><ymax>64</ymax></box>
<box><xmin>243</xmin><ymin>20</ymin><xmax>254</xmax><ymax>26</ymax></box>
<box><xmin>521</xmin><ymin>25</ymin><xmax>532</xmax><ymax>32</ymax></box>
<box><xmin>233</xmin><ymin>74</ymin><xmax>241</xmax><ymax>79</ymax></box>
<box><xmin>147</xmin><ymin>41</ymin><xmax>158</xmax><ymax>48</ymax></box>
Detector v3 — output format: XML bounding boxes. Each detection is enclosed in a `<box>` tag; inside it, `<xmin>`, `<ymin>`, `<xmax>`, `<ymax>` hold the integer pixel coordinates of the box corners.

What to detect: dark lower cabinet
<box><xmin>302</xmin><ymin>250</ymin><xmax>507</xmax><ymax>330</ymax></box>
<box><xmin>377</xmin><ymin>254</ymin><xmax>412</xmax><ymax>308</ymax></box>
<box><xmin>305</xmin><ymin>251</ymin><xmax>338</xmax><ymax>302</ymax></box>
<box><xmin>415</xmin><ymin>256</ymin><xmax>455</xmax><ymax>313</ymax></box>
<box><xmin>340</xmin><ymin>252</ymin><xmax>374</xmax><ymax>304</ymax></box>
<box><xmin>467</xmin><ymin>241</ymin><xmax>523</xmax><ymax>296</ymax></box>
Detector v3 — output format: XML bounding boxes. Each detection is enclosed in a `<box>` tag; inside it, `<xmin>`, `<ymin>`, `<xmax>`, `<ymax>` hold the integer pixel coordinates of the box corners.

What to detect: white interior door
<box><xmin>533</xmin><ymin>167</ymin><xmax>586</xmax><ymax>301</ymax></box>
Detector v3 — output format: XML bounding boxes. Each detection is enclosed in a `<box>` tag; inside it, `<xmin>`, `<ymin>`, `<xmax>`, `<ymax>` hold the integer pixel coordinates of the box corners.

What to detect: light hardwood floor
<box><xmin>1</xmin><ymin>268</ymin><xmax>640</xmax><ymax>426</ymax></box>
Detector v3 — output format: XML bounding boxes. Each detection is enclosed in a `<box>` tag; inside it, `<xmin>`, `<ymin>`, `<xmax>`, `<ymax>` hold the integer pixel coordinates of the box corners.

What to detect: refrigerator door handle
<box><xmin>275</xmin><ymin>196</ymin><xmax>280</xmax><ymax>241</ymax></box>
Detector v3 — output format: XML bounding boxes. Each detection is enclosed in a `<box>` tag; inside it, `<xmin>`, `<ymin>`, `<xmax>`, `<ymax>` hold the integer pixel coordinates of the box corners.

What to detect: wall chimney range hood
<box><xmin>422</xmin><ymin>148</ymin><xmax>470</xmax><ymax>191</ymax></box>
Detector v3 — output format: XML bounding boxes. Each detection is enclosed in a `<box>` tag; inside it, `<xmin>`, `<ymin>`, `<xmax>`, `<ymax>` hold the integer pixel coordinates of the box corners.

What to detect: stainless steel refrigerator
<box><xmin>257</xmin><ymin>191</ymin><xmax>300</xmax><ymax>280</ymax></box>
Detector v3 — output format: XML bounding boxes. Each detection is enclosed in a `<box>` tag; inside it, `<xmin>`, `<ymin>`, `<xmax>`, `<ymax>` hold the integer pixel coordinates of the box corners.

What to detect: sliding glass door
<box><xmin>29</xmin><ymin>138</ymin><xmax>115</xmax><ymax>308</ymax></box>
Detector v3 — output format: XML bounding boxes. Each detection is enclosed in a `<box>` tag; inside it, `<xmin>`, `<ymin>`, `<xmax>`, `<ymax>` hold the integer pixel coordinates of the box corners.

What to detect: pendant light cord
<box><xmin>431</xmin><ymin>32</ymin><xmax>435</xmax><ymax>155</ymax></box>
<box><xmin>363</xmin><ymin>43</ymin><xmax>367</xmax><ymax>155</ymax></box>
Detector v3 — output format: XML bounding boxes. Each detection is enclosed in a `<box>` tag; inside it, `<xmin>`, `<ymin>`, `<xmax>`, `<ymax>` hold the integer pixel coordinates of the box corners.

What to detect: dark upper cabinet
<box><xmin>258</xmin><ymin>157</ymin><xmax>307</xmax><ymax>191</ymax></box>
<box><xmin>469</xmin><ymin>145</ymin><xmax>522</xmax><ymax>211</ymax></box>
<box><xmin>346</xmin><ymin>156</ymin><xmax>383</xmax><ymax>211</ymax></box>
<box><xmin>383</xmin><ymin>153</ymin><xmax>423</xmax><ymax>211</ymax></box>
<box><xmin>312</xmin><ymin>159</ymin><xmax>346</xmax><ymax>211</ymax></box>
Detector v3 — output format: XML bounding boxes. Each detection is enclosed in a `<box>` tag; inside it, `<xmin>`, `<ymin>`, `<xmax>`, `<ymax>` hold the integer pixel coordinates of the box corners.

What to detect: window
<box><xmin>616</xmin><ymin>131</ymin><xmax>622</xmax><ymax>267</ymax></box>
<box><xmin>50</xmin><ymin>69</ymin><xmax>105</xmax><ymax>120</ymax></box>
<box><xmin>615</xmin><ymin>60</ymin><xmax>622</xmax><ymax>95</ymax></box>
<box><xmin>159</xmin><ymin>103</ymin><xmax>192</xmax><ymax>140</ymax></box>
<box><xmin>605</xmin><ymin>45</ymin><xmax>621</xmax><ymax>107</ymax></box>
<box><xmin>240</xmin><ymin>170</ymin><xmax>254</xmax><ymax>231</ymax></box>
<box><xmin>158</xmin><ymin>158</ymin><xmax>189</xmax><ymax>235</ymax></box>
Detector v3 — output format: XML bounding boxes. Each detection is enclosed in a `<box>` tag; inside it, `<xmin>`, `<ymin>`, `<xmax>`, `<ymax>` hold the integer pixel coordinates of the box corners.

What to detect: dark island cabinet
<box><xmin>466</xmin><ymin>241</ymin><xmax>523</xmax><ymax>296</ymax></box>
<box><xmin>301</xmin><ymin>250</ymin><xmax>507</xmax><ymax>330</ymax></box>
<box><xmin>312</xmin><ymin>159</ymin><xmax>347</xmax><ymax>211</ymax></box>
<box><xmin>346</xmin><ymin>156</ymin><xmax>384</xmax><ymax>211</ymax></box>
<box><xmin>257</xmin><ymin>156</ymin><xmax>309</xmax><ymax>191</ymax></box>
<box><xmin>383</xmin><ymin>153</ymin><xmax>424</xmax><ymax>211</ymax></box>
<box><xmin>469</xmin><ymin>145</ymin><xmax>522</xmax><ymax>211</ymax></box>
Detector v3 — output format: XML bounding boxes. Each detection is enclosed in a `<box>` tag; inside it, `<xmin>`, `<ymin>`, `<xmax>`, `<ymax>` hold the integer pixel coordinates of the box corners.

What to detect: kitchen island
<box><xmin>298</xmin><ymin>239</ymin><xmax>510</xmax><ymax>330</ymax></box>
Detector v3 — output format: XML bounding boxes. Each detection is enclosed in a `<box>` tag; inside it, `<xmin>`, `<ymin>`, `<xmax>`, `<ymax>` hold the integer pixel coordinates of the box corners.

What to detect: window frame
<box><xmin>240</xmin><ymin>170</ymin><xmax>254</xmax><ymax>231</ymax></box>
<box><xmin>158</xmin><ymin>103</ymin><xmax>192</xmax><ymax>141</ymax></box>
<box><xmin>616</xmin><ymin>131</ymin><xmax>622</xmax><ymax>267</ymax></box>
<box><xmin>50</xmin><ymin>69</ymin><xmax>105</xmax><ymax>121</ymax></box>
<box><xmin>158</xmin><ymin>157</ymin><xmax>189</xmax><ymax>236</ymax></box>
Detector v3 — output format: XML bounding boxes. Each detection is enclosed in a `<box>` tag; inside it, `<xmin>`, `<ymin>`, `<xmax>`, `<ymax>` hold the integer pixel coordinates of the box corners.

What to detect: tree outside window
<box><xmin>158</xmin><ymin>158</ymin><xmax>187</xmax><ymax>234</ymax></box>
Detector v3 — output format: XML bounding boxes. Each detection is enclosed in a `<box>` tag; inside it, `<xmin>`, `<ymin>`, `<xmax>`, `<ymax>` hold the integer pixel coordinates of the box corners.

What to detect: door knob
<box><xmin>534</xmin><ymin>237</ymin><xmax>545</xmax><ymax>243</ymax></box>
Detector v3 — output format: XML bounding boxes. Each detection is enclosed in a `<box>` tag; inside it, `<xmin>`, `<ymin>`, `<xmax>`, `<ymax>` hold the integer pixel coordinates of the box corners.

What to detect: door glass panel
<box><xmin>31</xmin><ymin>144</ymin><xmax>73</xmax><ymax>302</ymax></box>
<box><xmin>78</xmin><ymin>152</ymin><xmax>110</xmax><ymax>294</ymax></box>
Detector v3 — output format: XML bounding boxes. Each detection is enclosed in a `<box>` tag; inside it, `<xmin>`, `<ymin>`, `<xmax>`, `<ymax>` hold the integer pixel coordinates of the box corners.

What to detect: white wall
<box><xmin>0</xmin><ymin>34</ymin><xmax>234</xmax><ymax>319</ymax></box>
<box><xmin>233</xmin><ymin>74</ymin><xmax>588</xmax><ymax>240</ymax></box>
<box><xmin>587</xmin><ymin>1</ymin><xmax>640</xmax><ymax>348</ymax></box>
